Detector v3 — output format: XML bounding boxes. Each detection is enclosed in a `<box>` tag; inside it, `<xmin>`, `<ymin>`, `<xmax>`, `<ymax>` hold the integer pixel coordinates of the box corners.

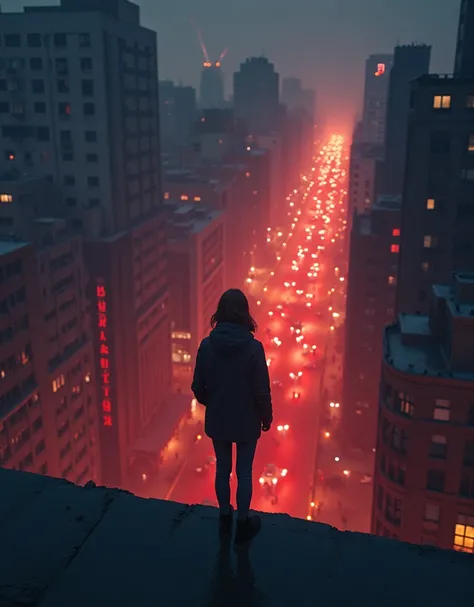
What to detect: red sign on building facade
<box><xmin>96</xmin><ymin>283</ymin><xmax>113</xmax><ymax>427</ymax></box>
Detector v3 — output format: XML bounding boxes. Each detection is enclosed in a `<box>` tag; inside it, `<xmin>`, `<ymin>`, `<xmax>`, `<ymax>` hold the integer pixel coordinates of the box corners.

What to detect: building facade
<box><xmin>396</xmin><ymin>75</ymin><xmax>474</xmax><ymax>315</ymax></box>
<box><xmin>360</xmin><ymin>54</ymin><xmax>393</xmax><ymax>145</ymax></box>
<box><xmin>372</xmin><ymin>274</ymin><xmax>474</xmax><ymax>551</ymax></box>
<box><xmin>347</xmin><ymin>142</ymin><xmax>384</xmax><ymax>225</ymax></box>
<box><xmin>342</xmin><ymin>197</ymin><xmax>400</xmax><ymax>452</ymax></box>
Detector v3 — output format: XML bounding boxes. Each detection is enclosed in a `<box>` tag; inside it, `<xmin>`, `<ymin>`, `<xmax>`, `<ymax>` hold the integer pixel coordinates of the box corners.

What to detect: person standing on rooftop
<box><xmin>192</xmin><ymin>288</ymin><xmax>273</xmax><ymax>543</ymax></box>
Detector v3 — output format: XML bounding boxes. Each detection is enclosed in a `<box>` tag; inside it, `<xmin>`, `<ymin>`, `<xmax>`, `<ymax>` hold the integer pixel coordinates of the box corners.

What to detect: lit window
<box><xmin>193</xmin><ymin>196</ymin><xmax>201</xmax><ymax>202</ymax></box>
<box><xmin>163</xmin><ymin>192</ymin><xmax>170</xmax><ymax>200</ymax></box>
<box><xmin>433</xmin><ymin>95</ymin><xmax>451</xmax><ymax>109</ymax></box>
<box><xmin>392</xmin><ymin>228</ymin><xmax>400</xmax><ymax>237</ymax></box>
<box><xmin>390</xmin><ymin>244</ymin><xmax>399</xmax><ymax>253</ymax></box>
<box><xmin>426</xmin><ymin>198</ymin><xmax>435</xmax><ymax>210</ymax></box>
<box><xmin>468</xmin><ymin>135</ymin><xmax>474</xmax><ymax>152</ymax></box>
<box><xmin>52</xmin><ymin>373</ymin><xmax>65</xmax><ymax>393</ymax></box>
<box><xmin>423</xmin><ymin>235</ymin><xmax>432</xmax><ymax>248</ymax></box>
<box><xmin>453</xmin><ymin>514</ymin><xmax>474</xmax><ymax>553</ymax></box>
<box><xmin>388</xmin><ymin>275</ymin><xmax>396</xmax><ymax>285</ymax></box>
<box><xmin>434</xmin><ymin>399</ymin><xmax>450</xmax><ymax>421</ymax></box>
<box><xmin>180</xmin><ymin>195</ymin><xmax>188</xmax><ymax>201</ymax></box>
<box><xmin>421</xmin><ymin>261</ymin><xmax>429</xmax><ymax>272</ymax></box>
<box><xmin>466</xmin><ymin>95</ymin><xmax>474</xmax><ymax>109</ymax></box>
<box><xmin>0</xmin><ymin>194</ymin><xmax>12</xmax><ymax>203</ymax></box>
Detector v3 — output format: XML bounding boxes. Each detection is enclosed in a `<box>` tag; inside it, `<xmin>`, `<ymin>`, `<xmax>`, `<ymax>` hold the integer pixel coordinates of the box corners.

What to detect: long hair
<box><xmin>210</xmin><ymin>288</ymin><xmax>258</xmax><ymax>333</ymax></box>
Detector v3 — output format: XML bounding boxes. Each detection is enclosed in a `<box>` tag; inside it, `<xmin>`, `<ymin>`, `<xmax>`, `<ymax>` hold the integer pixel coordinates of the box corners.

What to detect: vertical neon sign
<box><xmin>96</xmin><ymin>284</ymin><xmax>113</xmax><ymax>427</ymax></box>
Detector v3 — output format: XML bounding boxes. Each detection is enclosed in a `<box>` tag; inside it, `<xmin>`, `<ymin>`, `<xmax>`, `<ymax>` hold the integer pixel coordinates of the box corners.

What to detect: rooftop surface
<box><xmin>1</xmin><ymin>468</ymin><xmax>473</xmax><ymax>606</ymax></box>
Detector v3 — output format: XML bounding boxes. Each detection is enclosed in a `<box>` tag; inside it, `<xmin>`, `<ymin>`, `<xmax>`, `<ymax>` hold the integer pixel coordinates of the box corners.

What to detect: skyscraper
<box><xmin>0</xmin><ymin>0</ymin><xmax>171</xmax><ymax>487</ymax></box>
<box><xmin>199</xmin><ymin>62</ymin><xmax>225</xmax><ymax>109</ymax></box>
<box><xmin>360</xmin><ymin>54</ymin><xmax>393</xmax><ymax>145</ymax></box>
<box><xmin>454</xmin><ymin>0</ymin><xmax>474</xmax><ymax>78</ymax></box>
<box><xmin>159</xmin><ymin>80</ymin><xmax>197</xmax><ymax>153</ymax></box>
<box><xmin>233</xmin><ymin>56</ymin><xmax>279</xmax><ymax>135</ymax></box>
<box><xmin>384</xmin><ymin>44</ymin><xmax>431</xmax><ymax>195</ymax></box>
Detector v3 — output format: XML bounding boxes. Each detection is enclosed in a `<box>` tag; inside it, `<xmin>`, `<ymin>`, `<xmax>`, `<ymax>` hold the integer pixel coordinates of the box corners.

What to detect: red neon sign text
<box><xmin>96</xmin><ymin>283</ymin><xmax>113</xmax><ymax>427</ymax></box>
<box><xmin>374</xmin><ymin>63</ymin><xmax>385</xmax><ymax>77</ymax></box>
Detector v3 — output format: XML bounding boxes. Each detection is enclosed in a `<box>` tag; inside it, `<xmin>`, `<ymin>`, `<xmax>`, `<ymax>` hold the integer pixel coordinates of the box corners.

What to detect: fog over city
<box><xmin>0</xmin><ymin>0</ymin><xmax>473</xmax><ymax>604</ymax></box>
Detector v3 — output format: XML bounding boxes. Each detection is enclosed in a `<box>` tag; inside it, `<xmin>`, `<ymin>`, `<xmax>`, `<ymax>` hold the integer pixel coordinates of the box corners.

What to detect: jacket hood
<box><xmin>209</xmin><ymin>322</ymin><xmax>254</xmax><ymax>355</ymax></box>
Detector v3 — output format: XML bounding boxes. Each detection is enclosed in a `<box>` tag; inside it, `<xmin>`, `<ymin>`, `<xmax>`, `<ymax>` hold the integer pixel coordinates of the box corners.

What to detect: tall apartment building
<box><xmin>396</xmin><ymin>75</ymin><xmax>474</xmax><ymax>315</ymax></box>
<box><xmin>372</xmin><ymin>274</ymin><xmax>474</xmax><ymax>551</ymax></box>
<box><xmin>0</xmin><ymin>0</ymin><xmax>170</xmax><ymax>487</ymax></box>
<box><xmin>0</xmin><ymin>220</ymin><xmax>100</xmax><ymax>485</ymax></box>
<box><xmin>347</xmin><ymin>142</ymin><xmax>384</xmax><ymax>225</ymax></box>
<box><xmin>383</xmin><ymin>44</ymin><xmax>431</xmax><ymax>196</ymax></box>
<box><xmin>360</xmin><ymin>54</ymin><xmax>393</xmax><ymax>145</ymax></box>
<box><xmin>342</xmin><ymin>197</ymin><xmax>400</xmax><ymax>452</ymax></box>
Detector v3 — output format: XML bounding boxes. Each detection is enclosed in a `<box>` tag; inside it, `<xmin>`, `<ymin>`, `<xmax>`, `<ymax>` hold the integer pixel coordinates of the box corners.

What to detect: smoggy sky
<box><xmin>3</xmin><ymin>0</ymin><xmax>460</xmax><ymax>132</ymax></box>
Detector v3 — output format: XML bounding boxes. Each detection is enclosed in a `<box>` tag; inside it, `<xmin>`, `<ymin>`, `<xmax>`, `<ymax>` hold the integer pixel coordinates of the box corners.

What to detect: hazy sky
<box><xmin>3</xmin><ymin>0</ymin><xmax>460</xmax><ymax>130</ymax></box>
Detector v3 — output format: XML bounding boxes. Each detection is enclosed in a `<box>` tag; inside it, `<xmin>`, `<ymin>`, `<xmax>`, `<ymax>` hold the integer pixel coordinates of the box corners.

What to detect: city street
<box><xmin>163</xmin><ymin>134</ymin><xmax>355</xmax><ymax>524</ymax></box>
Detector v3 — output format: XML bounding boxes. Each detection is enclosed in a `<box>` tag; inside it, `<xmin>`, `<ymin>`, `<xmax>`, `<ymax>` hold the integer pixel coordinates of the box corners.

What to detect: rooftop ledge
<box><xmin>1</xmin><ymin>469</ymin><xmax>472</xmax><ymax>607</ymax></box>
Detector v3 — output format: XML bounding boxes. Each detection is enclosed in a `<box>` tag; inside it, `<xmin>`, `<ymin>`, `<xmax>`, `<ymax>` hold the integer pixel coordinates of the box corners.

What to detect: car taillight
<box><xmin>259</xmin><ymin>477</ymin><xmax>264</xmax><ymax>484</ymax></box>
<box><xmin>272</xmin><ymin>478</ymin><xmax>278</xmax><ymax>485</ymax></box>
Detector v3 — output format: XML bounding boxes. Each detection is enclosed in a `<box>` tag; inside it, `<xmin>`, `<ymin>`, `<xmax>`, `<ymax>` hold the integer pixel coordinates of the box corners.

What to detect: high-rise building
<box><xmin>454</xmin><ymin>0</ymin><xmax>474</xmax><ymax>78</ymax></box>
<box><xmin>0</xmin><ymin>0</ymin><xmax>171</xmax><ymax>487</ymax></box>
<box><xmin>233</xmin><ymin>57</ymin><xmax>280</xmax><ymax>135</ymax></box>
<box><xmin>372</xmin><ymin>274</ymin><xmax>474</xmax><ymax>551</ymax></box>
<box><xmin>342</xmin><ymin>196</ymin><xmax>400</xmax><ymax>452</ymax></box>
<box><xmin>384</xmin><ymin>45</ymin><xmax>431</xmax><ymax>195</ymax></box>
<box><xmin>199</xmin><ymin>62</ymin><xmax>225</xmax><ymax>109</ymax></box>
<box><xmin>396</xmin><ymin>75</ymin><xmax>474</xmax><ymax>315</ymax></box>
<box><xmin>159</xmin><ymin>80</ymin><xmax>197</xmax><ymax>154</ymax></box>
<box><xmin>360</xmin><ymin>54</ymin><xmax>393</xmax><ymax>145</ymax></box>
<box><xmin>347</xmin><ymin>142</ymin><xmax>384</xmax><ymax>225</ymax></box>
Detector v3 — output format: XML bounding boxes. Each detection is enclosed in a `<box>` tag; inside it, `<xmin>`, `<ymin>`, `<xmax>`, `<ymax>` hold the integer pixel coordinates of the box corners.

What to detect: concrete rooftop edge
<box><xmin>0</xmin><ymin>468</ymin><xmax>472</xmax><ymax>607</ymax></box>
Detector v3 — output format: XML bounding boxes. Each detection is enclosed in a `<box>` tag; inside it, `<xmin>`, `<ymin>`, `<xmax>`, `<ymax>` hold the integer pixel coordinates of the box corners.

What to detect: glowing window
<box><xmin>453</xmin><ymin>514</ymin><xmax>474</xmax><ymax>553</ymax></box>
<box><xmin>388</xmin><ymin>275</ymin><xmax>396</xmax><ymax>285</ymax></box>
<box><xmin>426</xmin><ymin>198</ymin><xmax>435</xmax><ymax>210</ymax></box>
<box><xmin>163</xmin><ymin>192</ymin><xmax>170</xmax><ymax>200</ymax></box>
<box><xmin>390</xmin><ymin>244</ymin><xmax>399</xmax><ymax>253</ymax></box>
<box><xmin>424</xmin><ymin>235</ymin><xmax>432</xmax><ymax>248</ymax></box>
<box><xmin>466</xmin><ymin>95</ymin><xmax>474</xmax><ymax>109</ymax></box>
<box><xmin>468</xmin><ymin>134</ymin><xmax>474</xmax><ymax>152</ymax></box>
<box><xmin>180</xmin><ymin>195</ymin><xmax>188</xmax><ymax>201</ymax></box>
<box><xmin>433</xmin><ymin>95</ymin><xmax>451</xmax><ymax>109</ymax></box>
<box><xmin>0</xmin><ymin>194</ymin><xmax>12</xmax><ymax>203</ymax></box>
<box><xmin>392</xmin><ymin>228</ymin><xmax>400</xmax><ymax>237</ymax></box>
<box><xmin>193</xmin><ymin>196</ymin><xmax>201</xmax><ymax>202</ymax></box>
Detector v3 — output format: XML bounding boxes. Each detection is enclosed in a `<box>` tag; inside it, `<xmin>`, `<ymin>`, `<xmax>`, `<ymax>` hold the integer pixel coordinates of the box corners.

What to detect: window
<box><xmin>390</xmin><ymin>244</ymin><xmax>399</xmax><ymax>253</ymax></box>
<box><xmin>87</xmin><ymin>176</ymin><xmax>99</xmax><ymax>187</ymax></box>
<box><xmin>31</xmin><ymin>79</ymin><xmax>45</xmax><ymax>94</ymax></box>
<box><xmin>60</xmin><ymin>130</ymin><xmax>71</xmax><ymax>142</ymax></box>
<box><xmin>4</xmin><ymin>34</ymin><xmax>21</xmax><ymax>47</ymax></box>
<box><xmin>80</xmin><ymin>58</ymin><xmax>93</xmax><ymax>72</ymax></box>
<box><xmin>430</xmin><ymin>435</ymin><xmax>447</xmax><ymax>459</ymax></box>
<box><xmin>86</xmin><ymin>153</ymin><xmax>98</xmax><ymax>163</ymax></box>
<box><xmin>88</xmin><ymin>198</ymin><xmax>100</xmax><ymax>208</ymax></box>
<box><xmin>385</xmin><ymin>494</ymin><xmax>402</xmax><ymax>525</ymax></box>
<box><xmin>57</xmin><ymin>79</ymin><xmax>69</xmax><ymax>94</ymax></box>
<box><xmin>52</xmin><ymin>374</ymin><xmax>65</xmax><ymax>393</ymax></box>
<box><xmin>58</xmin><ymin>102</ymin><xmax>71</xmax><ymax>116</ymax></box>
<box><xmin>396</xmin><ymin>392</ymin><xmax>414</xmax><ymax>417</ymax></box>
<box><xmin>424</xmin><ymin>504</ymin><xmax>440</xmax><ymax>523</ymax></box>
<box><xmin>421</xmin><ymin>262</ymin><xmax>429</xmax><ymax>272</ymax></box>
<box><xmin>463</xmin><ymin>440</ymin><xmax>474</xmax><ymax>466</ymax></box>
<box><xmin>55</xmin><ymin>58</ymin><xmax>68</xmax><ymax>75</ymax></box>
<box><xmin>35</xmin><ymin>439</ymin><xmax>45</xmax><ymax>456</ymax></box>
<box><xmin>54</xmin><ymin>33</ymin><xmax>67</xmax><ymax>48</ymax></box>
<box><xmin>27</xmin><ymin>33</ymin><xmax>41</xmax><ymax>47</ymax></box>
<box><xmin>426</xmin><ymin>469</ymin><xmax>445</xmax><ymax>492</ymax></box>
<box><xmin>34</xmin><ymin>102</ymin><xmax>46</xmax><ymax>114</ymax></box>
<box><xmin>37</xmin><ymin>127</ymin><xmax>50</xmax><ymax>142</ymax></box>
<box><xmin>83</xmin><ymin>103</ymin><xmax>95</xmax><ymax>116</ymax></box>
<box><xmin>467</xmin><ymin>95</ymin><xmax>474</xmax><ymax>109</ymax></box>
<box><xmin>430</xmin><ymin>131</ymin><xmax>450</xmax><ymax>154</ymax></box>
<box><xmin>462</xmin><ymin>168</ymin><xmax>474</xmax><ymax>180</ymax></box>
<box><xmin>85</xmin><ymin>130</ymin><xmax>97</xmax><ymax>143</ymax></box>
<box><xmin>81</xmin><ymin>80</ymin><xmax>94</xmax><ymax>96</ymax></box>
<box><xmin>433</xmin><ymin>95</ymin><xmax>451</xmax><ymax>109</ymax></box>
<box><xmin>0</xmin><ymin>194</ymin><xmax>12</xmax><ymax>203</ymax></box>
<box><xmin>392</xmin><ymin>228</ymin><xmax>400</xmax><ymax>237</ymax></box>
<box><xmin>469</xmin><ymin>135</ymin><xmax>474</xmax><ymax>152</ymax></box>
<box><xmin>64</xmin><ymin>175</ymin><xmax>75</xmax><ymax>186</ymax></box>
<box><xmin>460</xmin><ymin>469</ymin><xmax>474</xmax><ymax>498</ymax></box>
<box><xmin>453</xmin><ymin>514</ymin><xmax>474</xmax><ymax>553</ymax></box>
<box><xmin>0</xmin><ymin>102</ymin><xmax>9</xmax><ymax>113</ymax></box>
<box><xmin>65</xmin><ymin>197</ymin><xmax>77</xmax><ymax>207</ymax></box>
<box><xmin>426</xmin><ymin>198</ymin><xmax>435</xmax><ymax>210</ymax></box>
<box><xmin>29</xmin><ymin>57</ymin><xmax>42</xmax><ymax>70</ymax></box>
<box><xmin>79</xmin><ymin>33</ymin><xmax>91</xmax><ymax>47</ymax></box>
<box><xmin>434</xmin><ymin>399</ymin><xmax>450</xmax><ymax>421</ymax></box>
<box><xmin>424</xmin><ymin>235</ymin><xmax>433</xmax><ymax>248</ymax></box>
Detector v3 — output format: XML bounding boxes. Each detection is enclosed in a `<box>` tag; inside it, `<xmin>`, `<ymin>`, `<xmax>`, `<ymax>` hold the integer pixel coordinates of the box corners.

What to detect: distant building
<box><xmin>383</xmin><ymin>44</ymin><xmax>431</xmax><ymax>196</ymax></box>
<box><xmin>454</xmin><ymin>0</ymin><xmax>474</xmax><ymax>79</ymax></box>
<box><xmin>396</xmin><ymin>75</ymin><xmax>474</xmax><ymax>315</ymax></box>
<box><xmin>342</xmin><ymin>196</ymin><xmax>400</xmax><ymax>452</ymax></box>
<box><xmin>360</xmin><ymin>54</ymin><xmax>393</xmax><ymax>145</ymax></box>
<box><xmin>164</xmin><ymin>202</ymin><xmax>225</xmax><ymax>386</ymax></box>
<box><xmin>347</xmin><ymin>142</ymin><xmax>384</xmax><ymax>225</ymax></box>
<box><xmin>199</xmin><ymin>62</ymin><xmax>225</xmax><ymax>109</ymax></box>
<box><xmin>159</xmin><ymin>80</ymin><xmax>197</xmax><ymax>154</ymax></box>
<box><xmin>372</xmin><ymin>274</ymin><xmax>474</xmax><ymax>551</ymax></box>
<box><xmin>233</xmin><ymin>57</ymin><xmax>280</xmax><ymax>135</ymax></box>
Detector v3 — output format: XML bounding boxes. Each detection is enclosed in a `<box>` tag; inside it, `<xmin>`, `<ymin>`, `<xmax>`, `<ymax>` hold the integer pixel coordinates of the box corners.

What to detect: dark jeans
<box><xmin>212</xmin><ymin>439</ymin><xmax>257</xmax><ymax>520</ymax></box>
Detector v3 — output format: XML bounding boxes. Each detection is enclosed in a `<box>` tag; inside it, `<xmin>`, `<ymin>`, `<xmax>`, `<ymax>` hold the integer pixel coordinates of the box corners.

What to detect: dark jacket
<box><xmin>191</xmin><ymin>322</ymin><xmax>273</xmax><ymax>443</ymax></box>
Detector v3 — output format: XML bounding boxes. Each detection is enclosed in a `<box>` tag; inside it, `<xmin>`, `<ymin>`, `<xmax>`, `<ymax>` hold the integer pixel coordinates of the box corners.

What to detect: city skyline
<box><xmin>1</xmin><ymin>0</ymin><xmax>459</xmax><ymax>130</ymax></box>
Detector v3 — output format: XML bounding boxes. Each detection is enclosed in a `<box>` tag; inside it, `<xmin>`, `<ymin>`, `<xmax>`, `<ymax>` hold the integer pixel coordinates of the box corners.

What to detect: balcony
<box><xmin>0</xmin><ymin>468</ymin><xmax>472</xmax><ymax>605</ymax></box>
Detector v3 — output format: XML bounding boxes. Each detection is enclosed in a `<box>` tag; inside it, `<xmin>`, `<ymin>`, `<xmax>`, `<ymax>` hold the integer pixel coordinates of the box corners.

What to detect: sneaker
<box><xmin>219</xmin><ymin>504</ymin><xmax>234</xmax><ymax>536</ymax></box>
<box><xmin>234</xmin><ymin>514</ymin><xmax>261</xmax><ymax>543</ymax></box>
